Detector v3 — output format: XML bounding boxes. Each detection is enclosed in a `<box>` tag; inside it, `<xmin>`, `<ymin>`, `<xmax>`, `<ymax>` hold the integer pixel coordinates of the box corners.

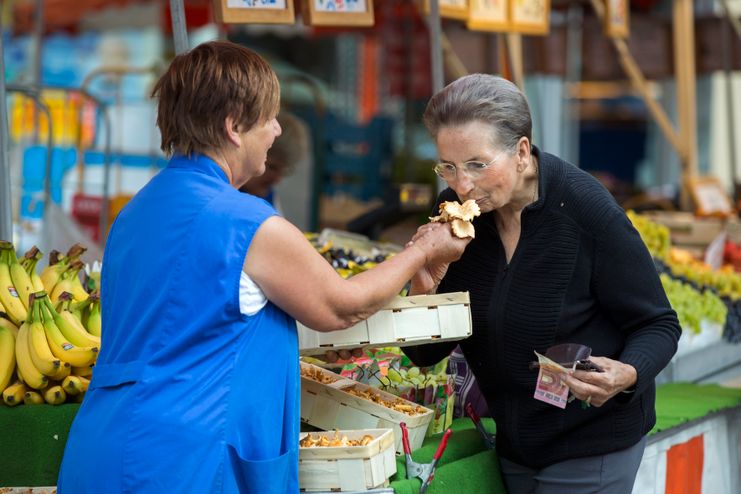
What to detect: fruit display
<box><xmin>630</xmin><ymin>211</ymin><xmax>741</xmax><ymax>344</ymax></box>
<box><xmin>300</xmin><ymin>431</ymin><xmax>375</xmax><ymax>448</ymax></box>
<box><xmin>723</xmin><ymin>240</ymin><xmax>741</xmax><ymax>272</ymax></box>
<box><xmin>626</xmin><ymin>210</ymin><xmax>671</xmax><ymax>260</ymax></box>
<box><xmin>0</xmin><ymin>241</ymin><xmax>101</xmax><ymax>407</ymax></box>
<box><xmin>658</xmin><ymin>273</ymin><xmax>727</xmax><ymax>335</ymax></box>
<box><xmin>721</xmin><ymin>299</ymin><xmax>741</xmax><ymax>343</ymax></box>
<box><xmin>429</xmin><ymin>199</ymin><xmax>481</xmax><ymax>239</ymax></box>
<box><xmin>308</xmin><ymin>241</ymin><xmax>388</xmax><ymax>280</ymax></box>
<box><xmin>666</xmin><ymin>248</ymin><xmax>741</xmax><ymax>300</ymax></box>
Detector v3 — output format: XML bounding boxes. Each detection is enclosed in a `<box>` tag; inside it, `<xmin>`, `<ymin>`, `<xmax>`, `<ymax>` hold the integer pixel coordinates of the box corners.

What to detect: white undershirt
<box><xmin>239</xmin><ymin>271</ymin><xmax>268</xmax><ymax>316</ymax></box>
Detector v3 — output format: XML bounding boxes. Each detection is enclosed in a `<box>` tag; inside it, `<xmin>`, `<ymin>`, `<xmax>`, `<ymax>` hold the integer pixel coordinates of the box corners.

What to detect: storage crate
<box><xmin>298</xmin><ymin>428</ymin><xmax>396</xmax><ymax>492</ymax></box>
<box><xmin>300</xmin><ymin>362</ymin><xmax>433</xmax><ymax>453</ymax></box>
<box><xmin>298</xmin><ymin>292</ymin><xmax>472</xmax><ymax>355</ymax></box>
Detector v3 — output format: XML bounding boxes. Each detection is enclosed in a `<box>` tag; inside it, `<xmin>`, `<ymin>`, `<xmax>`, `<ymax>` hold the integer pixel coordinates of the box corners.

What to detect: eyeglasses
<box><xmin>433</xmin><ymin>151</ymin><xmax>505</xmax><ymax>181</ymax></box>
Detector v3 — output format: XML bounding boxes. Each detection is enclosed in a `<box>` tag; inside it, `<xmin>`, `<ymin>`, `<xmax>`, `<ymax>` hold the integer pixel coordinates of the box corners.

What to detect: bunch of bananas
<box><xmin>0</xmin><ymin>242</ymin><xmax>102</xmax><ymax>407</ymax></box>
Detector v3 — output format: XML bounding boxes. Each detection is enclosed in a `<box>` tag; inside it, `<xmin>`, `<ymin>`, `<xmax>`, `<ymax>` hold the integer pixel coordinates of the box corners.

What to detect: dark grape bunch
<box><xmin>722</xmin><ymin>298</ymin><xmax>741</xmax><ymax>343</ymax></box>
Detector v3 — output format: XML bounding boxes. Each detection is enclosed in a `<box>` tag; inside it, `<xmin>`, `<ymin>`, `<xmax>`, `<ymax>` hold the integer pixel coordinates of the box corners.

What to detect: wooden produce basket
<box><xmin>298</xmin><ymin>292</ymin><xmax>472</xmax><ymax>355</ymax></box>
<box><xmin>298</xmin><ymin>428</ymin><xmax>396</xmax><ymax>492</ymax></box>
<box><xmin>300</xmin><ymin>362</ymin><xmax>433</xmax><ymax>453</ymax></box>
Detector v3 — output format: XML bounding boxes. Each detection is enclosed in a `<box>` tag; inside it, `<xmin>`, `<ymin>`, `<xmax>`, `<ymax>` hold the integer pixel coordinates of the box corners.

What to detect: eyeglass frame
<box><xmin>433</xmin><ymin>150</ymin><xmax>508</xmax><ymax>181</ymax></box>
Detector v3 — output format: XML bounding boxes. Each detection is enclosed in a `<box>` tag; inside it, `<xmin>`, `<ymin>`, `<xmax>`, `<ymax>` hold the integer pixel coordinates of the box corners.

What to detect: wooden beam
<box><xmin>589</xmin><ymin>0</ymin><xmax>684</xmax><ymax>159</ymax></box>
<box><xmin>506</xmin><ymin>33</ymin><xmax>525</xmax><ymax>91</ymax></box>
<box><xmin>440</xmin><ymin>33</ymin><xmax>469</xmax><ymax>80</ymax></box>
<box><xmin>673</xmin><ymin>0</ymin><xmax>698</xmax><ymax>179</ymax></box>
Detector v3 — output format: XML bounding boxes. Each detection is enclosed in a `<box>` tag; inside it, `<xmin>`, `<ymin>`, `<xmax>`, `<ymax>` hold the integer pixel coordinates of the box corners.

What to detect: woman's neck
<box><xmin>497</xmin><ymin>155</ymin><xmax>539</xmax><ymax>223</ymax></box>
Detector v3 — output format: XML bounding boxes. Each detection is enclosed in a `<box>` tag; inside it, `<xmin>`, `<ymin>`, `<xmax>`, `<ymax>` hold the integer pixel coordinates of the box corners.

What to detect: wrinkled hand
<box><xmin>560</xmin><ymin>356</ymin><xmax>637</xmax><ymax>407</ymax></box>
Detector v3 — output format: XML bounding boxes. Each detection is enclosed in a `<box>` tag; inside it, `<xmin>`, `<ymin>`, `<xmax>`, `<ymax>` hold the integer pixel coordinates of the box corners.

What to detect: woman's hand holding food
<box><xmin>560</xmin><ymin>356</ymin><xmax>637</xmax><ymax>407</ymax></box>
<box><xmin>406</xmin><ymin>222</ymin><xmax>470</xmax><ymax>294</ymax></box>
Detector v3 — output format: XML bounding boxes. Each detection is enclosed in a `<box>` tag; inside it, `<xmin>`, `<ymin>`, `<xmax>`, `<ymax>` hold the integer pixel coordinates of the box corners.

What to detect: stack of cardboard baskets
<box><xmin>297</xmin><ymin>292</ymin><xmax>472</xmax><ymax>491</ymax></box>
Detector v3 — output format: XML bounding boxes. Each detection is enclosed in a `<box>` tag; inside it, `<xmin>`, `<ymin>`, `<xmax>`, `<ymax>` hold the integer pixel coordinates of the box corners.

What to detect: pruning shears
<box><xmin>465</xmin><ymin>402</ymin><xmax>496</xmax><ymax>449</ymax></box>
<box><xmin>400</xmin><ymin>421</ymin><xmax>452</xmax><ymax>494</ymax></box>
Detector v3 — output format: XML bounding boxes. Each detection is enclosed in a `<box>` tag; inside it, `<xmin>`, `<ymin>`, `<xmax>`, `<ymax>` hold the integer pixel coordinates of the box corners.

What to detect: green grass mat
<box><xmin>0</xmin><ymin>403</ymin><xmax>80</xmax><ymax>487</ymax></box>
<box><xmin>2</xmin><ymin>383</ymin><xmax>741</xmax><ymax>489</ymax></box>
<box><xmin>651</xmin><ymin>383</ymin><xmax>741</xmax><ymax>434</ymax></box>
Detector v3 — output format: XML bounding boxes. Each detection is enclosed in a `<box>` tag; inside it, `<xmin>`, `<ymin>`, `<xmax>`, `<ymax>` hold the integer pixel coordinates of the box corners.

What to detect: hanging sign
<box><xmin>687</xmin><ymin>177</ymin><xmax>735</xmax><ymax>218</ymax></box>
<box><xmin>509</xmin><ymin>0</ymin><xmax>550</xmax><ymax>35</ymax></box>
<box><xmin>605</xmin><ymin>0</ymin><xmax>630</xmax><ymax>38</ymax></box>
<box><xmin>466</xmin><ymin>0</ymin><xmax>508</xmax><ymax>32</ymax></box>
<box><xmin>302</xmin><ymin>0</ymin><xmax>375</xmax><ymax>27</ymax></box>
<box><xmin>418</xmin><ymin>0</ymin><xmax>470</xmax><ymax>21</ymax></box>
<box><xmin>213</xmin><ymin>0</ymin><xmax>296</xmax><ymax>24</ymax></box>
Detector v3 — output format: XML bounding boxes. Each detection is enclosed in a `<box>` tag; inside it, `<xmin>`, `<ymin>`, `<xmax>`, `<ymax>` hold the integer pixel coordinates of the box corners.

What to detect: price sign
<box><xmin>213</xmin><ymin>0</ymin><xmax>296</xmax><ymax>24</ymax></box>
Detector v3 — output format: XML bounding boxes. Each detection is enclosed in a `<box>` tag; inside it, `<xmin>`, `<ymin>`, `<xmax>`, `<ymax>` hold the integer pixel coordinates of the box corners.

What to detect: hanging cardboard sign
<box><xmin>466</xmin><ymin>0</ymin><xmax>508</xmax><ymax>32</ymax></box>
<box><xmin>418</xmin><ymin>0</ymin><xmax>470</xmax><ymax>21</ymax></box>
<box><xmin>302</xmin><ymin>0</ymin><xmax>374</xmax><ymax>27</ymax></box>
<box><xmin>687</xmin><ymin>177</ymin><xmax>735</xmax><ymax>218</ymax></box>
<box><xmin>213</xmin><ymin>0</ymin><xmax>295</xmax><ymax>24</ymax></box>
<box><xmin>509</xmin><ymin>0</ymin><xmax>550</xmax><ymax>35</ymax></box>
<box><xmin>605</xmin><ymin>0</ymin><xmax>630</xmax><ymax>38</ymax></box>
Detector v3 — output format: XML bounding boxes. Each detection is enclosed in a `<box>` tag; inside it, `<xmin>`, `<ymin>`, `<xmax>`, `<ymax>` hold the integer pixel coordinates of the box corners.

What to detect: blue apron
<box><xmin>58</xmin><ymin>154</ymin><xmax>300</xmax><ymax>493</ymax></box>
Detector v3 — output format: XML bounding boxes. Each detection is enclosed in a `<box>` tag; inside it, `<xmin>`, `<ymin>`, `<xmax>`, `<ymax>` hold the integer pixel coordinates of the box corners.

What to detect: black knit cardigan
<box><xmin>404</xmin><ymin>147</ymin><xmax>681</xmax><ymax>468</ymax></box>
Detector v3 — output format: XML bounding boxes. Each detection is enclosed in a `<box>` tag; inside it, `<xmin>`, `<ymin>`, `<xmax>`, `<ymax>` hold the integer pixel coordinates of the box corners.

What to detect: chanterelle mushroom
<box><xmin>429</xmin><ymin>199</ymin><xmax>481</xmax><ymax>238</ymax></box>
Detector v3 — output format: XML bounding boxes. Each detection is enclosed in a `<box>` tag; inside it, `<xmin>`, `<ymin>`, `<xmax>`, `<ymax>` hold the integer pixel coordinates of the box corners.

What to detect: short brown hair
<box><xmin>152</xmin><ymin>40</ymin><xmax>280</xmax><ymax>156</ymax></box>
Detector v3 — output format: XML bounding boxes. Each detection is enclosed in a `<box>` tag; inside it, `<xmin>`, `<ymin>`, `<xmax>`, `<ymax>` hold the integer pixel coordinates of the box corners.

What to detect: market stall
<box><xmin>3</xmin><ymin>0</ymin><xmax>741</xmax><ymax>493</ymax></box>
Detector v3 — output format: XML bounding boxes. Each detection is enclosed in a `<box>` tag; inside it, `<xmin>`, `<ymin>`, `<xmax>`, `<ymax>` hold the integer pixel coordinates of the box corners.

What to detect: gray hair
<box><xmin>423</xmin><ymin>74</ymin><xmax>532</xmax><ymax>152</ymax></box>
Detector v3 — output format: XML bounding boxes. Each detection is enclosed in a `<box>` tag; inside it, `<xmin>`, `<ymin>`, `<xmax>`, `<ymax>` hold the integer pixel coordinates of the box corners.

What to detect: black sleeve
<box><xmin>593</xmin><ymin>209</ymin><xmax>681</xmax><ymax>402</ymax></box>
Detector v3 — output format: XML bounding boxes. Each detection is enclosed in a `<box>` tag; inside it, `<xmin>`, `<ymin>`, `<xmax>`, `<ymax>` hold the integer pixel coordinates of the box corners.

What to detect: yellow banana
<box><xmin>0</xmin><ymin>248</ymin><xmax>28</xmax><ymax>325</ymax></box>
<box><xmin>39</xmin><ymin>299</ymin><xmax>98</xmax><ymax>367</ymax></box>
<box><xmin>16</xmin><ymin>322</ymin><xmax>49</xmax><ymax>389</ymax></box>
<box><xmin>43</xmin><ymin>296</ymin><xmax>100</xmax><ymax>348</ymax></box>
<box><xmin>43</xmin><ymin>385</ymin><xmax>67</xmax><ymax>405</ymax></box>
<box><xmin>40</xmin><ymin>255</ymin><xmax>67</xmax><ymax>294</ymax></box>
<box><xmin>24</xmin><ymin>390</ymin><xmax>44</xmax><ymax>404</ymax></box>
<box><xmin>50</xmin><ymin>361</ymin><xmax>72</xmax><ymax>381</ymax></box>
<box><xmin>50</xmin><ymin>261</ymin><xmax>85</xmax><ymax>304</ymax></box>
<box><xmin>8</xmin><ymin>251</ymin><xmax>33</xmax><ymax>310</ymax></box>
<box><xmin>0</xmin><ymin>315</ymin><xmax>19</xmax><ymax>338</ymax></box>
<box><xmin>21</xmin><ymin>246</ymin><xmax>45</xmax><ymax>292</ymax></box>
<box><xmin>2</xmin><ymin>381</ymin><xmax>26</xmax><ymax>406</ymax></box>
<box><xmin>0</xmin><ymin>323</ymin><xmax>16</xmax><ymax>391</ymax></box>
<box><xmin>87</xmin><ymin>298</ymin><xmax>102</xmax><ymax>338</ymax></box>
<box><xmin>28</xmin><ymin>318</ymin><xmax>61</xmax><ymax>376</ymax></box>
<box><xmin>72</xmin><ymin>365</ymin><xmax>93</xmax><ymax>378</ymax></box>
<box><xmin>68</xmin><ymin>272</ymin><xmax>90</xmax><ymax>303</ymax></box>
<box><xmin>62</xmin><ymin>375</ymin><xmax>90</xmax><ymax>395</ymax></box>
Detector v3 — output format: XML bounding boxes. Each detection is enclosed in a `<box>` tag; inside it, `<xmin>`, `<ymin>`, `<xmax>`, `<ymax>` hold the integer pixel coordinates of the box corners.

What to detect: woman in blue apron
<box><xmin>57</xmin><ymin>41</ymin><xmax>470</xmax><ymax>493</ymax></box>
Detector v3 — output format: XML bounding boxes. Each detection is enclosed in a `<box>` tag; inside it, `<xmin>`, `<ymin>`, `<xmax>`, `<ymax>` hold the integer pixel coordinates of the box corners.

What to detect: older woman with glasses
<box><xmin>404</xmin><ymin>74</ymin><xmax>680</xmax><ymax>493</ymax></box>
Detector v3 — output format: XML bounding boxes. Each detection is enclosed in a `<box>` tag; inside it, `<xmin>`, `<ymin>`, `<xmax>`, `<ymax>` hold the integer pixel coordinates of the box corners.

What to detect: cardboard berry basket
<box><xmin>298</xmin><ymin>428</ymin><xmax>396</xmax><ymax>492</ymax></box>
<box><xmin>300</xmin><ymin>361</ymin><xmax>433</xmax><ymax>453</ymax></box>
<box><xmin>297</xmin><ymin>292</ymin><xmax>472</xmax><ymax>355</ymax></box>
